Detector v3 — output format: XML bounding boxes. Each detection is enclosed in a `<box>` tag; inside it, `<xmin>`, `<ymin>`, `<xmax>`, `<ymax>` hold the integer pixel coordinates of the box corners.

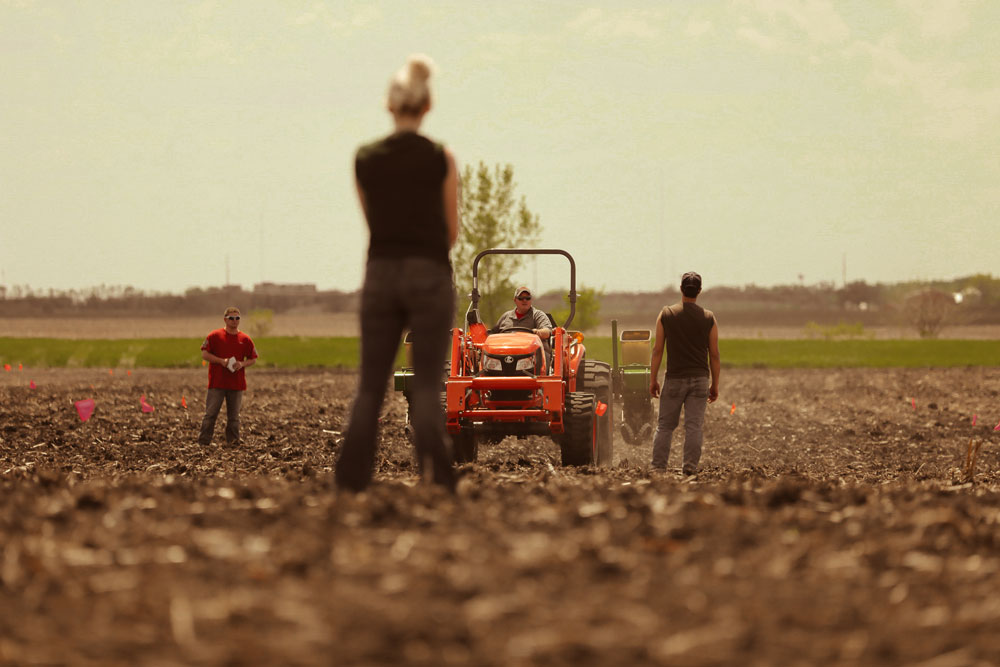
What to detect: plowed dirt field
<box><xmin>2</xmin><ymin>368</ymin><xmax>1000</xmax><ymax>666</ymax></box>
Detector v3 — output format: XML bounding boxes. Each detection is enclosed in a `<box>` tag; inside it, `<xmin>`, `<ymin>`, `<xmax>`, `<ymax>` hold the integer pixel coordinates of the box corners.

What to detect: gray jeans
<box><xmin>335</xmin><ymin>257</ymin><xmax>455</xmax><ymax>491</ymax></box>
<box><xmin>651</xmin><ymin>375</ymin><xmax>709</xmax><ymax>471</ymax></box>
<box><xmin>198</xmin><ymin>388</ymin><xmax>244</xmax><ymax>446</ymax></box>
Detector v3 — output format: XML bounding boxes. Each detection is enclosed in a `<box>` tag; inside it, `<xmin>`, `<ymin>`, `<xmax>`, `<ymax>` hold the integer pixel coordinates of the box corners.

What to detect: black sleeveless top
<box><xmin>355</xmin><ymin>132</ymin><xmax>449</xmax><ymax>266</ymax></box>
<box><xmin>660</xmin><ymin>302</ymin><xmax>716</xmax><ymax>378</ymax></box>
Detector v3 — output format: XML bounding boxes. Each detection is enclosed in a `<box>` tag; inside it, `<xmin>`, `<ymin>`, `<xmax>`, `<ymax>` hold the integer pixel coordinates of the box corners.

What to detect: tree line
<box><xmin>4</xmin><ymin>161</ymin><xmax>998</xmax><ymax>338</ymax></box>
<box><xmin>5</xmin><ymin>276</ymin><xmax>999</xmax><ymax>332</ymax></box>
<box><xmin>0</xmin><ymin>284</ymin><xmax>358</xmax><ymax>317</ymax></box>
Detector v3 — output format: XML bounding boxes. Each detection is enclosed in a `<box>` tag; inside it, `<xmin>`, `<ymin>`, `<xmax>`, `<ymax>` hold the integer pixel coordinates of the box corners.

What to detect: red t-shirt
<box><xmin>201</xmin><ymin>329</ymin><xmax>258</xmax><ymax>390</ymax></box>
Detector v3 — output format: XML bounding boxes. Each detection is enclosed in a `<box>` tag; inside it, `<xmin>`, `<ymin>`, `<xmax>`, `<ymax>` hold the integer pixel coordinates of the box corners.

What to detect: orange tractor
<box><xmin>395</xmin><ymin>248</ymin><xmax>613</xmax><ymax>466</ymax></box>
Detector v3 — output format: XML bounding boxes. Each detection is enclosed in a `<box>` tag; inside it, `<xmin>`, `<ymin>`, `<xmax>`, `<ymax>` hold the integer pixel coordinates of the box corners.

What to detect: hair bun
<box><xmin>387</xmin><ymin>54</ymin><xmax>435</xmax><ymax>115</ymax></box>
<box><xmin>407</xmin><ymin>54</ymin><xmax>434</xmax><ymax>82</ymax></box>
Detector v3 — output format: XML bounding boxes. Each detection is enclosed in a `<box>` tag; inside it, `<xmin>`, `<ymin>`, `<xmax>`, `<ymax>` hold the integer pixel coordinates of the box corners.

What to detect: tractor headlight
<box><xmin>483</xmin><ymin>356</ymin><xmax>502</xmax><ymax>372</ymax></box>
<box><xmin>515</xmin><ymin>357</ymin><xmax>534</xmax><ymax>372</ymax></box>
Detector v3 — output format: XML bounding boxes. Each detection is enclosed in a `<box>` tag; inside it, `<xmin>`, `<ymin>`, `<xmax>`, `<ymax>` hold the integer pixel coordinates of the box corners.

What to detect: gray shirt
<box><xmin>494</xmin><ymin>307</ymin><xmax>553</xmax><ymax>333</ymax></box>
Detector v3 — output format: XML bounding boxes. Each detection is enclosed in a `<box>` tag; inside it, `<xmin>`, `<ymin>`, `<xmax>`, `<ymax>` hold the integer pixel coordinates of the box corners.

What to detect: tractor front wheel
<box><xmin>561</xmin><ymin>392</ymin><xmax>596</xmax><ymax>466</ymax></box>
<box><xmin>452</xmin><ymin>426</ymin><xmax>478</xmax><ymax>464</ymax></box>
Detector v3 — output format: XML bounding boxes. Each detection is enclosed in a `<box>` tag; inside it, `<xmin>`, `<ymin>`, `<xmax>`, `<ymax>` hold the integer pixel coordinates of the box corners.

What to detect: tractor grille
<box><xmin>482</xmin><ymin>353</ymin><xmax>534</xmax><ymax>377</ymax></box>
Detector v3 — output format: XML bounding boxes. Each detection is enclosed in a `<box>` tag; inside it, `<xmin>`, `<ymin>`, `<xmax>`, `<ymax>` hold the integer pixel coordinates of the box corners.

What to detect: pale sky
<box><xmin>2</xmin><ymin>0</ymin><xmax>998</xmax><ymax>296</ymax></box>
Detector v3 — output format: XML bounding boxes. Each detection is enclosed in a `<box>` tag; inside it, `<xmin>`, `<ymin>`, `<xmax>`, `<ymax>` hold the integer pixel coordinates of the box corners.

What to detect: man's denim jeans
<box><xmin>199</xmin><ymin>388</ymin><xmax>243</xmax><ymax>446</ymax></box>
<box><xmin>335</xmin><ymin>257</ymin><xmax>455</xmax><ymax>491</ymax></box>
<box><xmin>651</xmin><ymin>375</ymin><xmax>709</xmax><ymax>471</ymax></box>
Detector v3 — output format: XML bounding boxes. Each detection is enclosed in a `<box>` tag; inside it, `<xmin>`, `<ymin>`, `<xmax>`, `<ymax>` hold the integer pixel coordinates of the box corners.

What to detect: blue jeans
<box><xmin>336</xmin><ymin>257</ymin><xmax>455</xmax><ymax>491</ymax></box>
<box><xmin>651</xmin><ymin>376</ymin><xmax>709</xmax><ymax>471</ymax></box>
<box><xmin>198</xmin><ymin>388</ymin><xmax>244</xmax><ymax>446</ymax></box>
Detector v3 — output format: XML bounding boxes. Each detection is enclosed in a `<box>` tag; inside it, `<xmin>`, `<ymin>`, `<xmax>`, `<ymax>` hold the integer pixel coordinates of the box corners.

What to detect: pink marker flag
<box><xmin>29</xmin><ymin>380</ymin><xmax>36</xmax><ymax>389</ymax></box>
<box><xmin>595</xmin><ymin>401</ymin><xmax>607</xmax><ymax>417</ymax></box>
<box><xmin>140</xmin><ymin>395</ymin><xmax>155</xmax><ymax>413</ymax></box>
<box><xmin>75</xmin><ymin>399</ymin><xmax>95</xmax><ymax>422</ymax></box>
<box><xmin>972</xmin><ymin>415</ymin><xmax>977</xmax><ymax>427</ymax></box>
<box><xmin>995</xmin><ymin>419</ymin><xmax>1000</xmax><ymax>432</ymax></box>
<box><xmin>911</xmin><ymin>398</ymin><xmax>916</xmax><ymax>410</ymax></box>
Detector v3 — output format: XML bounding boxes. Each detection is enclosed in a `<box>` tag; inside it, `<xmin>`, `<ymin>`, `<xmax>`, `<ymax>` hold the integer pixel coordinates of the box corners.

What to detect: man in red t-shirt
<box><xmin>198</xmin><ymin>306</ymin><xmax>259</xmax><ymax>446</ymax></box>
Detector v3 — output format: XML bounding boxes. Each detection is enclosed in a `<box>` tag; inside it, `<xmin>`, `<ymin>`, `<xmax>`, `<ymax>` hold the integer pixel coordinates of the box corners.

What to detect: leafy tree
<box><xmin>552</xmin><ymin>285</ymin><xmax>604</xmax><ymax>333</ymax></box>
<box><xmin>453</xmin><ymin>162</ymin><xmax>541</xmax><ymax>324</ymax></box>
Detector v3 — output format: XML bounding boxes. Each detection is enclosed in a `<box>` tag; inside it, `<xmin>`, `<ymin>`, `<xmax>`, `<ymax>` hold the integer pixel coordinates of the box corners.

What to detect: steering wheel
<box><xmin>499</xmin><ymin>326</ymin><xmax>536</xmax><ymax>334</ymax></box>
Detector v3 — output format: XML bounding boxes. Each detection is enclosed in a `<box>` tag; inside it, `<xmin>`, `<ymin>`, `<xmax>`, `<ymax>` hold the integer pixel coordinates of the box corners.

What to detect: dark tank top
<box><xmin>355</xmin><ymin>131</ymin><xmax>449</xmax><ymax>265</ymax></box>
<box><xmin>660</xmin><ymin>302</ymin><xmax>715</xmax><ymax>378</ymax></box>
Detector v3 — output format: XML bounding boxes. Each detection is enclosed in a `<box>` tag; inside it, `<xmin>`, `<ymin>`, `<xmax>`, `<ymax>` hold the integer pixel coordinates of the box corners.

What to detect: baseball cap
<box><xmin>514</xmin><ymin>286</ymin><xmax>531</xmax><ymax>298</ymax></box>
<box><xmin>680</xmin><ymin>272</ymin><xmax>701</xmax><ymax>289</ymax></box>
<box><xmin>680</xmin><ymin>272</ymin><xmax>702</xmax><ymax>297</ymax></box>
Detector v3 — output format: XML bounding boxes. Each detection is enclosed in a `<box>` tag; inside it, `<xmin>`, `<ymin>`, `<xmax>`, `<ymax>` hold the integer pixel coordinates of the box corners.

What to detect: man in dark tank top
<box><xmin>649</xmin><ymin>272</ymin><xmax>721</xmax><ymax>475</ymax></box>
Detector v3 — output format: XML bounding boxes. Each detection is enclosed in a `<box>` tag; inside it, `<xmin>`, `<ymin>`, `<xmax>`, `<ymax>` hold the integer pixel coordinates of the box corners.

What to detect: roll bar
<box><xmin>468</xmin><ymin>248</ymin><xmax>577</xmax><ymax>330</ymax></box>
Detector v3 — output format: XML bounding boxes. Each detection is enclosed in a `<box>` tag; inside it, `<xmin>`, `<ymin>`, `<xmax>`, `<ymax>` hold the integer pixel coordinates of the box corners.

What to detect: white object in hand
<box><xmin>226</xmin><ymin>357</ymin><xmax>238</xmax><ymax>372</ymax></box>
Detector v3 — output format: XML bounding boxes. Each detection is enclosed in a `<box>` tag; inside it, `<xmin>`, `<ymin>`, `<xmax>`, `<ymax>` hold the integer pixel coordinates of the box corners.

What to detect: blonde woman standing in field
<box><xmin>335</xmin><ymin>54</ymin><xmax>460</xmax><ymax>492</ymax></box>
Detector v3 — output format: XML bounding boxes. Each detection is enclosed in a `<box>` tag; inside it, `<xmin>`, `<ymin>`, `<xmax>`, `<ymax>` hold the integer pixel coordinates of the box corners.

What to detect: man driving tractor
<box><xmin>494</xmin><ymin>286</ymin><xmax>554</xmax><ymax>338</ymax></box>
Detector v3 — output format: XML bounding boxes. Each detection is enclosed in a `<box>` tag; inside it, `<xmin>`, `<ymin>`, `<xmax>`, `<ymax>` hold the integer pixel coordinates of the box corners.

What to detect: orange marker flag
<box><xmin>3</xmin><ymin>364</ymin><xmax>9</xmax><ymax>372</ymax></box>
<box><xmin>202</xmin><ymin>360</ymin><xmax>207</xmax><ymax>366</ymax></box>
<box><xmin>29</xmin><ymin>380</ymin><xmax>36</xmax><ymax>389</ymax></box>
<box><xmin>108</xmin><ymin>369</ymin><xmax>114</xmax><ymax>376</ymax></box>
<box><xmin>730</xmin><ymin>403</ymin><xmax>736</xmax><ymax>415</ymax></box>
<box><xmin>18</xmin><ymin>364</ymin><xmax>22</xmax><ymax>371</ymax></box>
<box><xmin>972</xmin><ymin>414</ymin><xmax>977</xmax><ymax>427</ymax></box>
<box><xmin>181</xmin><ymin>396</ymin><xmax>188</xmax><ymax>409</ymax></box>
<box><xmin>595</xmin><ymin>401</ymin><xmax>607</xmax><ymax>417</ymax></box>
<box><xmin>911</xmin><ymin>398</ymin><xmax>916</xmax><ymax>410</ymax></box>
<box><xmin>140</xmin><ymin>395</ymin><xmax>155</xmax><ymax>413</ymax></box>
<box><xmin>127</xmin><ymin>370</ymin><xmax>132</xmax><ymax>377</ymax></box>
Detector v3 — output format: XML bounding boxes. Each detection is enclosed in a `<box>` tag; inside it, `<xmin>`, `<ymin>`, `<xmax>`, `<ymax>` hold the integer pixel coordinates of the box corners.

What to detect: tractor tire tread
<box><xmin>561</xmin><ymin>392</ymin><xmax>595</xmax><ymax>466</ymax></box>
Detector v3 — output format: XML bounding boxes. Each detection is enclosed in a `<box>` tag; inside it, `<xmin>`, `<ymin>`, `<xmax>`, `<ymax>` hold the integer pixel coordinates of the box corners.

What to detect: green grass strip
<box><xmin>586</xmin><ymin>338</ymin><xmax>1000</xmax><ymax>368</ymax></box>
<box><xmin>718</xmin><ymin>339</ymin><xmax>1000</xmax><ymax>368</ymax></box>
<box><xmin>2</xmin><ymin>336</ymin><xmax>998</xmax><ymax>369</ymax></box>
<box><xmin>0</xmin><ymin>337</ymin><xmax>362</xmax><ymax>369</ymax></box>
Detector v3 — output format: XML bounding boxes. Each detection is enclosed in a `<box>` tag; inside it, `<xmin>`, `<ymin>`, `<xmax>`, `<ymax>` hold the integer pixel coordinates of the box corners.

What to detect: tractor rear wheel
<box><xmin>561</xmin><ymin>392</ymin><xmax>595</xmax><ymax>466</ymax></box>
<box><xmin>584</xmin><ymin>360</ymin><xmax>614</xmax><ymax>467</ymax></box>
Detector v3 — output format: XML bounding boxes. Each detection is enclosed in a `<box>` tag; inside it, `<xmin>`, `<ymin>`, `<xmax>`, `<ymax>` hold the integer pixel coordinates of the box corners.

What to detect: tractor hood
<box><xmin>482</xmin><ymin>331</ymin><xmax>542</xmax><ymax>357</ymax></box>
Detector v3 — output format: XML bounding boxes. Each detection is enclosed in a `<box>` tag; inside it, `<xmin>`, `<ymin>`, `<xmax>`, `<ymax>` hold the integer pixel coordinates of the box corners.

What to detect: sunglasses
<box><xmin>226</xmin><ymin>316</ymin><xmax>240</xmax><ymax>321</ymax></box>
<box><xmin>516</xmin><ymin>295</ymin><xmax>532</xmax><ymax>301</ymax></box>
